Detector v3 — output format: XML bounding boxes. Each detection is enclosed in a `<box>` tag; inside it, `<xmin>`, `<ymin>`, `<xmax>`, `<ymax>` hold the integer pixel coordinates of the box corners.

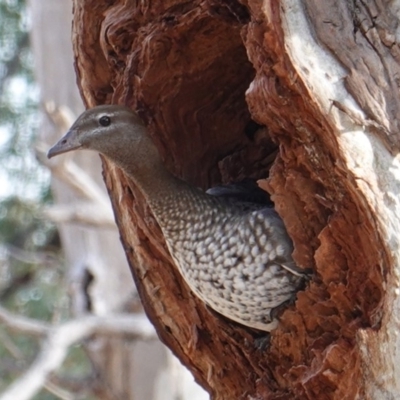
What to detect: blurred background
<box><xmin>0</xmin><ymin>1</ymin><xmax>207</xmax><ymax>399</ymax></box>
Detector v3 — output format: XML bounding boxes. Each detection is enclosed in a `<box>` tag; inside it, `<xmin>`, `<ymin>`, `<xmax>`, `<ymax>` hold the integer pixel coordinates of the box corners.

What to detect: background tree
<box><xmin>70</xmin><ymin>0</ymin><xmax>400</xmax><ymax>399</ymax></box>
<box><xmin>0</xmin><ymin>1</ymin><xmax>65</xmax><ymax>396</ymax></box>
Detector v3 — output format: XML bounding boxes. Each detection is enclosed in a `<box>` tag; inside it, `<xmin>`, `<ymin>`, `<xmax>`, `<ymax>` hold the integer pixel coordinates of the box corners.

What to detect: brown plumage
<box><xmin>48</xmin><ymin>105</ymin><xmax>308</xmax><ymax>331</ymax></box>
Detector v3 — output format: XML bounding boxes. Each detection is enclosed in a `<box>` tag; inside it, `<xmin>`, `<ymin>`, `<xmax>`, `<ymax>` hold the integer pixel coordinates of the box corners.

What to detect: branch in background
<box><xmin>43</xmin><ymin>202</ymin><xmax>116</xmax><ymax>229</ymax></box>
<box><xmin>43</xmin><ymin>102</ymin><xmax>76</xmax><ymax>133</ymax></box>
<box><xmin>36</xmin><ymin>142</ymin><xmax>111</xmax><ymax>206</ymax></box>
<box><xmin>0</xmin><ymin>270</ymin><xmax>34</xmax><ymax>302</ymax></box>
<box><xmin>4</xmin><ymin>244</ymin><xmax>58</xmax><ymax>266</ymax></box>
<box><xmin>47</xmin><ymin>375</ymin><xmax>98</xmax><ymax>399</ymax></box>
<box><xmin>0</xmin><ymin>329</ymin><xmax>25</xmax><ymax>360</ymax></box>
<box><xmin>0</xmin><ymin>306</ymin><xmax>156</xmax><ymax>400</ymax></box>
<box><xmin>43</xmin><ymin>381</ymin><xmax>76</xmax><ymax>400</ymax></box>
<box><xmin>0</xmin><ymin>305</ymin><xmax>50</xmax><ymax>337</ymax></box>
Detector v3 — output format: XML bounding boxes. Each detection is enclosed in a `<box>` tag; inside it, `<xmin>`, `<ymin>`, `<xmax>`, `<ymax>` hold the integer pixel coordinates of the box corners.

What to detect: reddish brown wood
<box><xmin>71</xmin><ymin>1</ymin><xmax>390</xmax><ymax>398</ymax></box>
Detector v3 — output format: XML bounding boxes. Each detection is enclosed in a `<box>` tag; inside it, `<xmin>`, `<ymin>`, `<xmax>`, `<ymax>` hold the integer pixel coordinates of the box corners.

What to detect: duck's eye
<box><xmin>99</xmin><ymin>116</ymin><xmax>111</xmax><ymax>127</ymax></box>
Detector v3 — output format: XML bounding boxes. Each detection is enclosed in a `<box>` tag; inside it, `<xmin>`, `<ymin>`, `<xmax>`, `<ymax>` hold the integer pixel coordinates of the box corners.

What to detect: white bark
<box><xmin>0</xmin><ymin>308</ymin><xmax>155</xmax><ymax>400</ymax></box>
<box><xmin>281</xmin><ymin>1</ymin><xmax>400</xmax><ymax>397</ymax></box>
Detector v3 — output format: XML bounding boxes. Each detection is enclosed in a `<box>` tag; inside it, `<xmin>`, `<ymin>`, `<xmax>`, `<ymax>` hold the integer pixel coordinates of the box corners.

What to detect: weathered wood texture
<box><xmin>71</xmin><ymin>0</ymin><xmax>400</xmax><ymax>398</ymax></box>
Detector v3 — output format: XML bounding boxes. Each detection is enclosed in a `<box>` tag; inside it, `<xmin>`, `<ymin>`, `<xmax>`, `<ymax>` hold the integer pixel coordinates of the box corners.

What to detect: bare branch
<box><xmin>0</xmin><ymin>306</ymin><xmax>50</xmax><ymax>337</ymax></box>
<box><xmin>36</xmin><ymin>130</ymin><xmax>116</xmax><ymax>229</ymax></box>
<box><xmin>0</xmin><ymin>329</ymin><xmax>25</xmax><ymax>360</ymax></box>
<box><xmin>43</xmin><ymin>202</ymin><xmax>116</xmax><ymax>229</ymax></box>
<box><xmin>36</xmin><ymin>142</ymin><xmax>111</xmax><ymax>205</ymax></box>
<box><xmin>43</xmin><ymin>381</ymin><xmax>75</xmax><ymax>400</ymax></box>
<box><xmin>0</xmin><ymin>312</ymin><xmax>156</xmax><ymax>400</ymax></box>
<box><xmin>43</xmin><ymin>102</ymin><xmax>76</xmax><ymax>133</ymax></box>
<box><xmin>5</xmin><ymin>244</ymin><xmax>58</xmax><ymax>266</ymax></box>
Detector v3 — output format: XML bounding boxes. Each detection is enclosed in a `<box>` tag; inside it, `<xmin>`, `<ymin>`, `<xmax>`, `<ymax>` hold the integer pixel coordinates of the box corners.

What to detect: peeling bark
<box><xmin>71</xmin><ymin>0</ymin><xmax>400</xmax><ymax>398</ymax></box>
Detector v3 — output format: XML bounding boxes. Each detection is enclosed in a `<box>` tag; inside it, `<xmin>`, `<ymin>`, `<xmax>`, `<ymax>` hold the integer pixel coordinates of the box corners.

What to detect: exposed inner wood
<box><xmin>72</xmin><ymin>1</ymin><xmax>387</xmax><ymax>398</ymax></box>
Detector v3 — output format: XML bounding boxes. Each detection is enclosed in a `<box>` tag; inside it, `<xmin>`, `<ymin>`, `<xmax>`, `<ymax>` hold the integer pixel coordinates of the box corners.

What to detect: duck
<box><xmin>48</xmin><ymin>105</ymin><xmax>308</xmax><ymax>331</ymax></box>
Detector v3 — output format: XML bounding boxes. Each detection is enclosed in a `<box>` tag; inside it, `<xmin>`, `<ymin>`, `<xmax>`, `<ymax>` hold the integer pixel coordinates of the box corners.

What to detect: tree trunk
<box><xmin>71</xmin><ymin>0</ymin><xmax>399</xmax><ymax>399</ymax></box>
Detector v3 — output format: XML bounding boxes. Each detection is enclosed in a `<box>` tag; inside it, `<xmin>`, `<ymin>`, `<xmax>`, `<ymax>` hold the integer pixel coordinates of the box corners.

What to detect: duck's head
<box><xmin>48</xmin><ymin>105</ymin><xmax>160</xmax><ymax>173</ymax></box>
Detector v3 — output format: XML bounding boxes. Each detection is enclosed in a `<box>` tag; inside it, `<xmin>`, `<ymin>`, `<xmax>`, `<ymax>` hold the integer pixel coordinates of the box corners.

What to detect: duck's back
<box><xmin>158</xmin><ymin>187</ymin><xmax>305</xmax><ymax>331</ymax></box>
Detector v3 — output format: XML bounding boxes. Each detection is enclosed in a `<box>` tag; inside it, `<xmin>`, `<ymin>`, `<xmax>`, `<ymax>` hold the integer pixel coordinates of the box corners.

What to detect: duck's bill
<box><xmin>47</xmin><ymin>130</ymin><xmax>82</xmax><ymax>158</ymax></box>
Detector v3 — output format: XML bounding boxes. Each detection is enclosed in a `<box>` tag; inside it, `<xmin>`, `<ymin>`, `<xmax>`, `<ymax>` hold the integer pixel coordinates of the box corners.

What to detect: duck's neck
<box><xmin>113</xmin><ymin>155</ymin><xmax>208</xmax><ymax>229</ymax></box>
